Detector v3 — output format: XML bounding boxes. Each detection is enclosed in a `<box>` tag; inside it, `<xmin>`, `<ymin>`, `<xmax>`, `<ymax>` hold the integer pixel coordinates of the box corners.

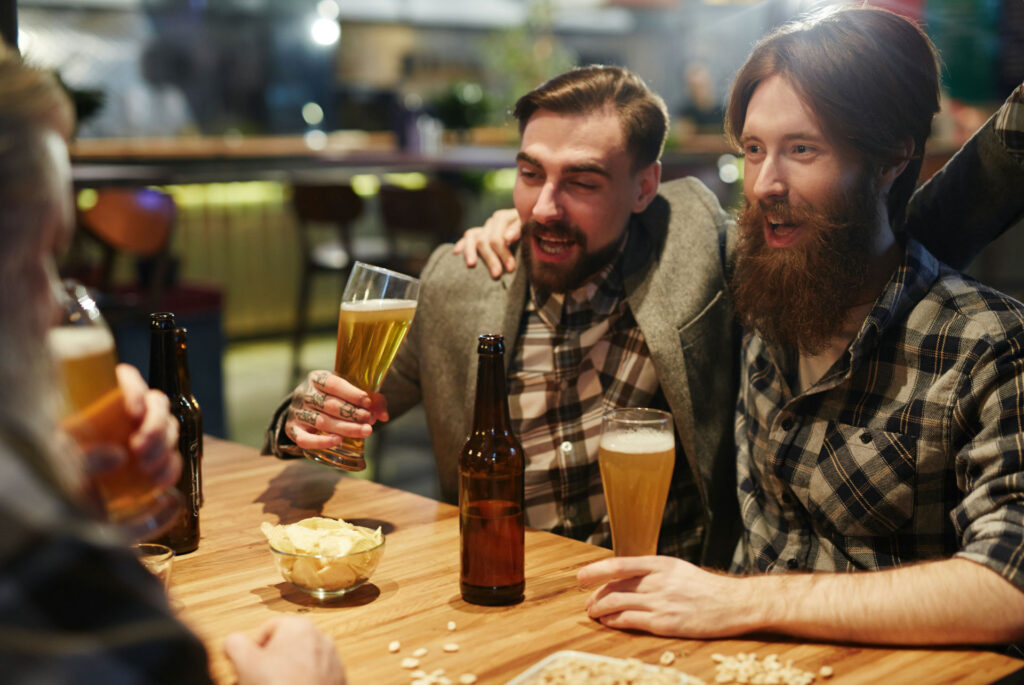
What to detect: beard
<box><xmin>731</xmin><ymin>172</ymin><xmax>881</xmax><ymax>355</ymax></box>
<box><xmin>520</xmin><ymin>218</ymin><xmax>624</xmax><ymax>294</ymax></box>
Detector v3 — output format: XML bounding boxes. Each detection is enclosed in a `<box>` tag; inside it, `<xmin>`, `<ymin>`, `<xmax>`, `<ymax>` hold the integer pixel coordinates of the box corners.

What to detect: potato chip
<box><xmin>262</xmin><ymin>517</ymin><xmax>384</xmax><ymax>593</ymax></box>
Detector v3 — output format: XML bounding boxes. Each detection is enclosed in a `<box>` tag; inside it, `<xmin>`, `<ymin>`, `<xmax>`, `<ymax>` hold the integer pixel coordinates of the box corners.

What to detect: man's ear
<box><xmin>632</xmin><ymin>161</ymin><xmax>662</xmax><ymax>213</ymax></box>
<box><xmin>878</xmin><ymin>139</ymin><xmax>913</xmax><ymax>191</ymax></box>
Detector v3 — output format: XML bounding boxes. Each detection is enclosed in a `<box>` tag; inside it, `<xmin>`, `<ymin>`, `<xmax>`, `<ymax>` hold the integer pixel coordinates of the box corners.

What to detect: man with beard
<box><xmin>268</xmin><ymin>43</ymin><xmax>1024</xmax><ymax>575</ymax></box>
<box><xmin>577</xmin><ymin>9</ymin><xmax>1024</xmax><ymax>645</ymax></box>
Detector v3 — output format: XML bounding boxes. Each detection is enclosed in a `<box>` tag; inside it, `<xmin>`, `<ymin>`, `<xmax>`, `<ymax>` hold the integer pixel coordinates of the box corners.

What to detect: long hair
<box><xmin>0</xmin><ymin>41</ymin><xmax>79</xmax><ymax>496</ymax></box>
<box><xmin>513</xmin><ymin>65</ymin><xmax>669</xmax><ymax>172</ymax></box>
<box><xmin>725</xmin><ymin>7</ymin><xmax>940</xmax><ymax>229</ymax></box>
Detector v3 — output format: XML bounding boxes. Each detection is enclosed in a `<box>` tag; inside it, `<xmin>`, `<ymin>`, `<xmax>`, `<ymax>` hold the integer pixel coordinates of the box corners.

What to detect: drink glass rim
<box><xmin>350</xmin><ymin>261</ymin><xmax>419</xmax><ymax>285</ymax></box>
<box><xmin>602</xmin><ymin>407</ymin><xmax>673</xmax><ymax>427</ymax></box>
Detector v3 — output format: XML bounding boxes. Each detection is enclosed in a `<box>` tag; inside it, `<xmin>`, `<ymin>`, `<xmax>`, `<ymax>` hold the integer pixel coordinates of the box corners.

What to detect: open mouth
<box><xmin>533</xmin><ymin>233</ymin><xmax>576</xmax><ymax>259</ymax></box>
<box><xmin>764</xmin><ymin>217</ymin><xmax>802</xmax><ymax>247</ymax></box>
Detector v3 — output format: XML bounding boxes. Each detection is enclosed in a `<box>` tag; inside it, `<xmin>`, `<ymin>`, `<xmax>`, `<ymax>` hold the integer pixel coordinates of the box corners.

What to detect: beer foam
<box><xmin>341</xmin><ymin>298</ymin><xmax>418</xmax><ymax>312</ymax></box>
<box><xmin>47</xmin><ymin>325</ymin><xmax>115</xmax><ymax>360</ymax></box>
<box><xmin>600</xmin><ymin>428</ymin><xmax>674</xmax><ymax>454</ymax></box>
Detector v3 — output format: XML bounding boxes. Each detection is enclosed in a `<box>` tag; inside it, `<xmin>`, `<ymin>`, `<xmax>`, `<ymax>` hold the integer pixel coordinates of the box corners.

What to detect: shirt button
<box><xmin>780</xmin><ymin>418</ymin><xmax>794</xmax><ymax>431</ymax></box>
<box><xmin>786</xmin><ymin>558</ymin><xmax>799</xmax><ymax>570</ymax></box>
<box><xmin>859</xmin><ymin>431</ymin><xmax>872</xmax><ymax>443</ymax></box>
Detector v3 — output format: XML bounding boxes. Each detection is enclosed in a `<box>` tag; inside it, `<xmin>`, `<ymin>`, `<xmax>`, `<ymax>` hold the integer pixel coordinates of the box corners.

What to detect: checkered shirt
<box><xmin>996</xmin><ymin>83</ymin><xmax>1024</xmax><ymax>160</ymax></box>
<box><xmin>732</xmin><ymin>239</ymin><xmax>1024</xmax><ymax>594</ymax></box>
<box><xmin>508</xmin><ymin>232</ymin><xmax>701</xmax><ymax>557</ymax></box>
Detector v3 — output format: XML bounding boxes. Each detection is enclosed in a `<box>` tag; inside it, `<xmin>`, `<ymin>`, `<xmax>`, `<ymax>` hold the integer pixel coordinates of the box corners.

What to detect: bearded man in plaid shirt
<box><xmin>580</xmin><ymin>8</ymin><xmax>1024</xmax><ymax>647</ymax></box>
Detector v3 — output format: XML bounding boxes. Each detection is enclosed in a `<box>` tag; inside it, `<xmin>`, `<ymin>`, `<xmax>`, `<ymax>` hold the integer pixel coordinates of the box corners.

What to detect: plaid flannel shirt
<box><xmin>0</xmin><ymin>427</ymin><xmax>211</xmax><ymax>681</ymax></box>
<box><xmin>508</xmin><ymin>231</ymin><xmax>701</xmax><ymax>557</ymax></box>
<box><xmin>732</xmin><ymin>240</ymin><xmax>1024</xmax><ymax>594</ymax></box>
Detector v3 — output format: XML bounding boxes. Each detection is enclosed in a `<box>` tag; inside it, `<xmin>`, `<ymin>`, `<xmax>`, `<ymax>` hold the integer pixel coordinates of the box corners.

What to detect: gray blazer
<box><xmin>382</xmin><ymin>177</ymin><xmax>742</xmax><ymax>566</ymax></box>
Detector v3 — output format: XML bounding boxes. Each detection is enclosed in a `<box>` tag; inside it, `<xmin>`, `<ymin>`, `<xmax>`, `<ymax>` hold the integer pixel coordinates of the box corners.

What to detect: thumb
<box><xmin>224</xmin><ymin>632</ymin><xmax>262</xmax><ymax>680</ymax></box>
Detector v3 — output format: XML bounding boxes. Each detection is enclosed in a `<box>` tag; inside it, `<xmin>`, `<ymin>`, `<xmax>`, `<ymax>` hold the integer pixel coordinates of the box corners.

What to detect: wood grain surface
<box><xmin>171</xmin><ymin>437</ymin><xmax>1023</xmax><ymax>684</ymax></box>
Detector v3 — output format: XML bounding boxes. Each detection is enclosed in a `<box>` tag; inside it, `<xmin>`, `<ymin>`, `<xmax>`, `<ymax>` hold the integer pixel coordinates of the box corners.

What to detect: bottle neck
<box><xmin>472</xmin><ymin>352</ymin><xmax>511</xmax><ymax>432</ymax></box>
<box><xmin>174</xmin><ymin>335</ymin><xmax>193</xmax><ymax>397</ymax></box>
<box><xmin>149</xmin><ymin>334</ymin><xmax>180</xmax><ymax>396</ymax></box>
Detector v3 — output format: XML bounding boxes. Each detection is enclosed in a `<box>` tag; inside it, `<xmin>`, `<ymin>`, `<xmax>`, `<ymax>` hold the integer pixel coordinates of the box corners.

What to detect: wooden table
<box><xmin>173</xmin><ymin>438</ymin><xmax>1024</xmax><ymax>684</ymax></box>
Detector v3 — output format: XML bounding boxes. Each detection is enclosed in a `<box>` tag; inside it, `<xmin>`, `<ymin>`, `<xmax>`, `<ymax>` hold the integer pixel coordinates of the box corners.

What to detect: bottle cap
<box><xmin>477</xmin><ymin>334</ymin><xmax>504</xmax><ymax>354</ymax></box>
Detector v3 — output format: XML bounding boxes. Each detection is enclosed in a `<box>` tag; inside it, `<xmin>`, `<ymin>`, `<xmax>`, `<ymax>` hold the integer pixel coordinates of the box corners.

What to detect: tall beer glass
<box><xmin>598</xmin><ymin>408</ymin><xmax>675</xmax><ymax>556</ymax></box>
<box><xmin>304</xmin><ymin>262</ymin><xmax>419</xmax><ymax>471</ymax></box>
<box><xmin>49</xmin><ymin>282</ymin><xmax>180</xmax><ymax>539</ymax></box>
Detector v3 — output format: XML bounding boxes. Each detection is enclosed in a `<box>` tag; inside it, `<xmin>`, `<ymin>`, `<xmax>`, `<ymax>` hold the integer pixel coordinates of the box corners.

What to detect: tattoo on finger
<box><xmin>338</xmin><ymin>402</ymin><xmax>361</xmax><ymax>421</ymax></box>
<box><xmin>295</xmin><ymin>409</ymin><xmax>319</xmax><ymax>427</ymax></box>
<box><xmin>311</xmin><ymin>371</ymin><xmax>330</xmax><ymax>390</ymax></box>
<box><xmin>305</xmin><ymin>390</ymin><xmax>325</xmax><ymax>410</ymax></box>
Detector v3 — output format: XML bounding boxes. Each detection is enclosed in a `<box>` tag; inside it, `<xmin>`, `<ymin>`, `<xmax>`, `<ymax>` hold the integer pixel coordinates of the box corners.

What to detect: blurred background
<box><xmin>12</xmin><ymin>0</ymin><xmax>1023</xmax><ymax>497</ymax></box>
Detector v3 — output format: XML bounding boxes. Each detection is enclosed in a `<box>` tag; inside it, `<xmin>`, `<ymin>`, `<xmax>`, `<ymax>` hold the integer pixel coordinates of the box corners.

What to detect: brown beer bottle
<box><xmin>174</xmin><ymin>327</ymin><xmax>204</xmax><ymax>508</ymax></box>
<box><xmin>459</xmin><ymin>334</ymin><xmax>525</xmax><ymax>605</ymax></box>
<box><xmin>148</xmin><ymin>314</ymin><xmax>201</xmax><ymax>554</ymax></box>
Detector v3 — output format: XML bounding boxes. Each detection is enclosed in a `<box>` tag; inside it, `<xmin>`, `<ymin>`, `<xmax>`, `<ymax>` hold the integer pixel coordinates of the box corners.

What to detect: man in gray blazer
<box><xmin>266</xmin><ymin>64</ymin><xmax>1024</xmax><ymax>570</ymax></box>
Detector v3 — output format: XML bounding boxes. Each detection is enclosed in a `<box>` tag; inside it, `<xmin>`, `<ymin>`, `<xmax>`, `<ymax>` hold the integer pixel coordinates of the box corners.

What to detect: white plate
<box><xmin>504</xmin><ymin>649</ymin><xmax>700</xmax><ymax>685</ymax></box>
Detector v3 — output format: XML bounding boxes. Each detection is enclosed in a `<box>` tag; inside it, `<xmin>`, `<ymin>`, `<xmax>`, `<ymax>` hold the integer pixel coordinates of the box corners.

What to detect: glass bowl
<box><xmin>268</xmin><ymin>536</ymin><xmax>385</xmax><ymax>599</ymax></box>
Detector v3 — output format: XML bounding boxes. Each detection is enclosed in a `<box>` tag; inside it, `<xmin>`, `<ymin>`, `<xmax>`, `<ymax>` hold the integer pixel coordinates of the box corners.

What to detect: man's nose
<box><xmin>531</xmin><ymin>182</ymin><xmax>563</xmax><ymax>223</ymax></box>
<box><xmin>750</xmin><ymin>156</ymin><xmax>787</xmax><ymax>203</ymax></box>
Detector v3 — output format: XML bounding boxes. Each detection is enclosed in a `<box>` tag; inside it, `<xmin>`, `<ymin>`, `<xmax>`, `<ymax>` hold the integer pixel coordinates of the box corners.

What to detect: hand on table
<box><xmin>578</xmin><ymin>555</ymin><xmax>755</xmax><ymax>639</ymax></box>
<box><xmin>283</xmin><ymin>370</ymin><xmax>388</xmax><ymax>450</ymax></box>
<box><xmin>452</xmin><ymin>208</ymin><xmax>521</xmax><ymax>279</ymax></box>
<box><xmin>80</xmin><ymin>364</ymin><xmax>181</xmax><ymax>489</ymax></box>
<box><xmin>225</xmin><ymin>616</ymin><xmax>347</xmax><ymax>685</ymax></box>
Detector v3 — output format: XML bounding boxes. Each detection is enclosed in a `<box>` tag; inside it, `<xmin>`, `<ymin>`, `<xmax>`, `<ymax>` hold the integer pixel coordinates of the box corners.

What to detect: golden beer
<box><xmin>334</xmin><ymin>299</ymin><xmax>418</xmax><ymax>392</ymax></box>
<box><xmin>598</xmin><ymin>426</ymin><xmax>675</xmax><ymax>557</ymax></box>
<box><xmin>305</xmin><ymin>298</ymin><xmax>417</xmax><ymax>470</ymax></box>
<box><xmin>49</xmin><ymin>326</ymin><xmax>162</xmax><ymax>520</ymax></box>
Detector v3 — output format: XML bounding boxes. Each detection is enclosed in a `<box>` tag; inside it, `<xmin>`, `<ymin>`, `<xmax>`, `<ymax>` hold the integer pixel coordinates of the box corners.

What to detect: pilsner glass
<box><xmin>598</xmin><ymin>408</ymin><xmax>675</xmax><ymax>556</ymax></box>
<box><xmin>304</xmin><ymin>262</ymin><xmax>419</xmax><ymax>471</ymax></box>
<box><xmin>48</xmin><ymin>282</ymin><xmax>180</xmax><ymax>539</ymax></box>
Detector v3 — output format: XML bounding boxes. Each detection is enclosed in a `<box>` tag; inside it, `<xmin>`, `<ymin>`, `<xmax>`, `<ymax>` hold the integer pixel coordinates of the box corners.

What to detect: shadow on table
<box><xmin>253</xmin><ymin>580</ymin><xmax>396</xmax><ymax>610</ymax></box>
<box><xmin>253</xmin><ymin>460</ymin><xmax>343</xmax><ymax>522</ymax></box>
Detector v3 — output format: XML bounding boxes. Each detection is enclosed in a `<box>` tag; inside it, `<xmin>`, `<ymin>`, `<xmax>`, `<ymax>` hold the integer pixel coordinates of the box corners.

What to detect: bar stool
<box><xmin>378</xmin><ymin>182</ymin><xmax>463</xmax><ymax>277</ymax></box>
<box><xmin>72</xmin><ymin>187</ymin><xmax>177</xmax><ymax>316</ymax></box>
<box><xmin>290</xmin><ymin>184</ymin><xmax>365</xmax><ymax>384</ymax></box>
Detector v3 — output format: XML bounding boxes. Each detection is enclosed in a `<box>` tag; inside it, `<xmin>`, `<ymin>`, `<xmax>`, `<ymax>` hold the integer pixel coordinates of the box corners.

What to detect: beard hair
<box><xmin>520</xmin><ymin>218</ymin><xmax>624</xmax><ymax>294</ymax></box>
<box><xmin>731</xmin><ymin>171</ymin><xmax>881</xmax><ymax>355</ymax></box>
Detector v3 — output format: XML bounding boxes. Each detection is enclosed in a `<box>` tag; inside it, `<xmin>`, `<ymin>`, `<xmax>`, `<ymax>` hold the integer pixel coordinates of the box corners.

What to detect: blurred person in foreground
<box><xmin>267</xmin><ymin>41</ymin><xmax>1024</xmax><ymax>569</ymax></box>
<box><xmin>577</xmin><ymin>8</ymin><xmax>1024</xmax><ymax>646</ymax></box>
<box><xmin>0</xmin><ymin>43</ymin><xmax>345</xmax><ymax>683</ymax></box>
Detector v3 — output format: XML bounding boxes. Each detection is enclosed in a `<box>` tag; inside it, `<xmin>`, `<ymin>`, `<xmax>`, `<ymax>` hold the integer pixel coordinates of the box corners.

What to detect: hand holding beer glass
<box><xmin>49</xmin><ymin>282</ymin><xmax>181</xmax><ymax>539</ymax></box>
<box><xmin>303</xmin><ymin>262</ymin><xmax>419</xmax><ymax>471</ymax></box>
<box><xmin>598</xmin><ymin>408</ymin><xmax>675</xmax><ymax>557</ymax></box>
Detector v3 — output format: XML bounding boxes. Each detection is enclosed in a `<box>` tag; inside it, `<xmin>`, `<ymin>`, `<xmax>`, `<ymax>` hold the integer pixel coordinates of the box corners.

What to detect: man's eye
<box><xmin>744</xmin><ymin>144</ymin><xmax>761</xmax><ymax>156</ymax></box>
<box><xmin>572</xmin><ymin>181</ymin><xmax>597</xmax><ymax>190</ymax></box>
<box><xmin>793</xmin><ymin>144</ymin><xmax>812</xmax><ymax>154</ymax></box>
<box><xmin>518</xmin><ymin>168</ymin><xmax>539</xmax><ymax>180</ymax></box>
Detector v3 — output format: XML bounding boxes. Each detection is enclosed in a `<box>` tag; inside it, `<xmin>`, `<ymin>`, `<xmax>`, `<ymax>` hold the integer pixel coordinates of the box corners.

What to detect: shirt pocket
<box><xmin>806</xmin><ymin>422</ymin><xmax>916</xmax><ymax>537</ymax></box>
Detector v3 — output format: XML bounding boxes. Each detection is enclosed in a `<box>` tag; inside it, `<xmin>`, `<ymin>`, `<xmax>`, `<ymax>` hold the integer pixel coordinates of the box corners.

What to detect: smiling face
<box><xmin>513</xmin><ymin>107</ymin><xmax>660</xmax><ymax>293</ymax></box>
<box><xmin>731</xmin><ymin>74</ymin><xmax>892</xmax><ymax>354</ymax></box>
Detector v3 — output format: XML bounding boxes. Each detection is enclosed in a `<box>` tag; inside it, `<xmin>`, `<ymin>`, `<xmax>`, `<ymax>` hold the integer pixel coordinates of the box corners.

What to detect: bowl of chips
<box><xmin>261</xmin><ymin>517</ymin><xmax>385</xmax><ymax>599</ymax></box>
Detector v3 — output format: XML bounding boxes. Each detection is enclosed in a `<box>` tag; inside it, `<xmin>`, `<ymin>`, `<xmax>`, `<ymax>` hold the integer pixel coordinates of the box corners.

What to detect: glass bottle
<box><xmin>149</xmin><ymin>313</ymin><xmax>201</xmax><ymax>554</ymax></box>
<box><xmin>459</xmin><ymin>334</ymin><xmax>525</xmax><ymax>605</ymax></box>
<box><xmin>175</xmin><ymin>327</ymin><xmax>204</xmax><ymax>507</ymax></box>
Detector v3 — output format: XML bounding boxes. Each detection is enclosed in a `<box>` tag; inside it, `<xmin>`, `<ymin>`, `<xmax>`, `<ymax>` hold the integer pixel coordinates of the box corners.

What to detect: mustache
<box><xmin>522</xmin><ymin>219</ymin><xmax>585</xmax><ymax>244</ymax></box>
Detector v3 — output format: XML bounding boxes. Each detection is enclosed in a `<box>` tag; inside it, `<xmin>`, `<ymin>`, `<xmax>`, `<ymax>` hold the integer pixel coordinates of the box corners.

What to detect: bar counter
<box><xmin>172</xmin><ymin>437</ymin><xmax>1024</xmax><ymax>684</ymax></box>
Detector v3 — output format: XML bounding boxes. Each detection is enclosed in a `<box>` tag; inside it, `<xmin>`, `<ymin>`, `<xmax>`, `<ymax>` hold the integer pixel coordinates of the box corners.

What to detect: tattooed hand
<box><xmin>283</xmin><ymin>370</ymin><xmax>390</xmax><ymax>450</ymax></box>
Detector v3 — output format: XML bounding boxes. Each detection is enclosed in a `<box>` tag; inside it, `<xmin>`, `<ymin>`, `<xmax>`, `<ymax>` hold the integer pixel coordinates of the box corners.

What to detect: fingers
<box><xmin>306</xmin><ymin>371</ymin><xmax>386</xmax><ymax>419</ymax></box>
<box><xmin>577</xmin><ymin>556</ymin><xmax>659</xmax><ymax>588</ymax></box>
<box><xmin>114</xmin><ymin>364</ymin><xmax>147</xmax><ymax>419</ymax></box>
<box><xmin>130</xmin><ymin>389</ymin><xmax>182</xmax><ymax>487</ymax></box>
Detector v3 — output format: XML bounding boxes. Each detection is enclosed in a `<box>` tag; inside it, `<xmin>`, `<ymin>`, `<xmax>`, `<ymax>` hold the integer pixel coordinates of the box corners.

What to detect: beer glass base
<box><xmin>112</xmin><ymin>489</ymin><xmax>183</xmax><ymax>542</ymax></box>
<box><xmin>303</xmin><ymin>447</ymin><xmax>367</xmax><ymax>472</ymax></box>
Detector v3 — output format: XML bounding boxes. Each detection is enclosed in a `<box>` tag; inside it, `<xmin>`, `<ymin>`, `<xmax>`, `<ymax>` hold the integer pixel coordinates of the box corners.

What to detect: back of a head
<box><xmin>513</xmin><ymin>65</ymin><xmax>670</xmax><ymax>172</ymax></box>
<box><xmin>725</xmin><ymin>7</ymin><xmax>940</xmax><ymax>227</ymax></box>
